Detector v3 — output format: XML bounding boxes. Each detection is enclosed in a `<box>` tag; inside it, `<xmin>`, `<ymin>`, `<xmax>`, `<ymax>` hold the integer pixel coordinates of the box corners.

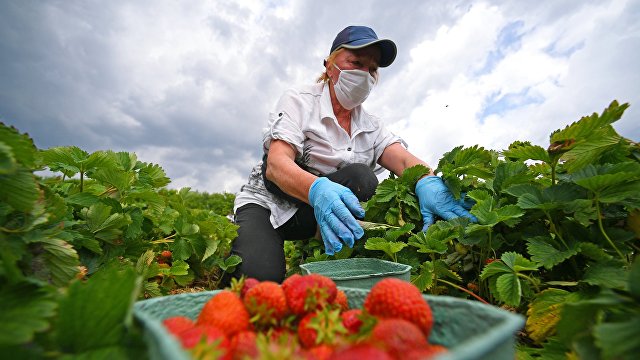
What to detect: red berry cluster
<box><xmin>162</xmin><ymin>275</ymin><xmax>446</xmax><ymax>359</ymax></box>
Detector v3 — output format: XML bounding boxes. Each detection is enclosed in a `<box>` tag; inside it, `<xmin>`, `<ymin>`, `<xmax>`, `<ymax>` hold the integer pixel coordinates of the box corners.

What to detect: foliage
<box><xmin>293</xmin><ymin>100</ymin><xmax>639</xmax><ymax>359</ymax></box>
<box><xmin>0</xmin><ymin>122</ymin><xmax>240</xmax><ymax>353</ymax></box>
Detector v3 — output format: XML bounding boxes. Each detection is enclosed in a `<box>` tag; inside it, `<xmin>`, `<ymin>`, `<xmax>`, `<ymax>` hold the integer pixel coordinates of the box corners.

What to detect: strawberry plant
<box><xmin>0</xmin><ymin>122</ymin><xmax>241</xmax><ymax>353</ymax></box>
<box><xmin>294</xmin><ymin>100</ymin><xmax>639</xmax><ymax>359</ymax></box>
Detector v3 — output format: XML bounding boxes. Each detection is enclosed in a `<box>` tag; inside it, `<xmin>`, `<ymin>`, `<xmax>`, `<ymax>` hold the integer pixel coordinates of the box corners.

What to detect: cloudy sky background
<box><xmin>1</xmin><ymin>0</ymin><xmax>638</xmax><ymax>194</ymax></box>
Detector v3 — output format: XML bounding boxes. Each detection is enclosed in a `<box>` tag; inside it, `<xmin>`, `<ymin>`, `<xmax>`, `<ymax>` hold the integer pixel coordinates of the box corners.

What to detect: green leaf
<box><xmin>629</xmin><ymin>258</ymin><xmax>640</xmax><ymax>298</ymax></box>
<box><xmin>169</xmin><ymin>259</ymin><xmax>189</xmax><ymax>276</ymax></box>
<box><xmin>56</xmin><ymin>263</ymin><xmax>140</xmax><ymax>353</ymax></box>
<box><xmin>493</xmin><ymin>161</ymin><xmax>535</xmax><ymax>194</ymax></box>
<box><xmin>172</xmin><ymin>237</ymin><xmax>193</xmax><ymax>260</ymax></box>
<box><xmin>0</xmin><ymin>283</ymin><xmax>57</xmax><ymax>346</ymax></box>
<box><xmin>371</xmin><ymin>179</ymin><xmax>397</xmax><ymax>203</ymax></box>
<box><xmin>434</xmin><ymin>259</ymin><xmax>461</xmax><ymax>282</ymax></box>
<box><xmin>407</xmin><ymin>231</ymin><xmax>448</xmax><ymax>254</ymax></box>
<box><xmin>579</xmin><ymin>242</ymin><xmax>614</xmax><ymax>262</ymax></box>
<box><xmin>501</xmin><ymin>251</ymin><xmax>539</xmax><ymax>272</ymax></box>
<box><xmin>412</xmin><ymin>261</ymin><xmax>435</xmax><ymax>291</ymax></box>
<box><xmin>0</xmin><ymin>141</ymin><xmax>17</xmax><ymax>174</ymax></box>
<box><xmin>137</xmin><ymin>162</ymin><xmax>171</xmax><ymax>188</ymax></box>
<box><xmin>0</xmin><ymin>123</ymin><xmax>39</xmax><ymax>169</ymax></box>
<box><xmin>217</xmin><ymin>255</ymin><xmax>242</xmax><ymax>272</ymax></box>
<box><xmin>594</xmin><ymin>315</ymin><xmax>640</xmax><ymax>359</ymax></box>
<box><xmin>582</xmin><ymin>262</ymin><xmax>628</xmax><ymax>290</ymax></box>
<box><xmin>503</xmin><ymin>143</ymin><xmax>550</xmax><ymax>163</ymax></box>
<box><xmin>527</xmin><ymin>236</ymin><xmax>579</xmax><ymax>270</ymax></box>
<box><xmin>525</xmin><ymin>289</ymin><xmax>572</xmax><ymax>344</ymax></box>
<box><xmin>39</xmin><ymin>237</ymin><xmax>81</xmax><ymax>287</ymax></box>
<box><xmin>561</xmin><ymin>128</ymin><xmax>622</xmax><ymax>172</ymax></box>
<box><xmin>399</xmin><ymin>164</ymin><xmax>430</xmax><ymax>186</ymax></box>
<box><xmin>364</xmin><ymin>237</ymin><xmax>408</xmax><ymax>260</ymax></box>
<box><xmin>480</xmin><ymin>261</ymin><xmax>512</xmax><ymax>279</ymax></box>
<box><xmin>496</xmin><ymin>272</ymin><xmax>521</xmax><ymax>306</ymax></box>
<box><xmin>41</xmin><ymin>146</ymin><xmax>88</xmax><ymax>177</ymax></box>
<box><xmin>90</xmin><ymin>168</ymin><xmax>134</xmax><ymax>192</ymax></box>
<box><xmin>0</xmin><ymin>169</ymin><xmax>40</xmax><ymax>212</ymax></box>
<box><xmin>65</xmin><ymin>192</ymin><xmax>101</xmax><ymax>208</ymax></box>
<box><xmin>550</xmin><ymin>100</ymin><xmax>628</xmax><ymax>143</ymax></box>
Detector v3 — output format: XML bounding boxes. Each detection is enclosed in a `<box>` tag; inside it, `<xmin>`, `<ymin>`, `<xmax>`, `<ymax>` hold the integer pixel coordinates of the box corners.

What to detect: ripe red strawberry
<box><xmin>306</xmin><ymin>344</ymin><xmax>334</xmax><ymax>360</ymax></box>
<box><xmin>243</xmin><ymin>281</ymin><xmax>288</xmax><ymax>328</ymax></box>
<box><xmin>161</xmin><ymin>250</ymin><xmax>172</xmax><ymax>259</ymax></box>
<box><xmin>197</xmin><ymin>290</ymin><xmax>251</xmax><ymax>337</ymax></box>
<box><xmin>281</xmin><ymin>273</ymin><xmax>301</xmax><ymax>293</ymax></box>
<box><xmin>328</xmin><ymin>344</ymin><xmax>392</xmax><ymax>360</ymax></box>
<box><xmin>284</xmin><ymin>274</ymin><xmax>337</xmax><ymax>315</ymax></box>
<box><xmin>340</xmin><ymin>309</ymin><xmax>363</xmax><ymax>335</ymax></box>
<box><xmin>333</xmin><ymin>289</ymin><xmax>348</xmax><ymax>311</ymax></box>
<box><xmin>298</xmin><ymin>309</ymin><xmax>347</xmax><ymax>348</ymax></box>
<box><xmin>241</xmin><ymin>277</ymin><xmax>260</xmax><ymax>298</ymax></box>
<box><xmin>163</xmin><ymin>316</ymin><xmax>195</xmax><ymax>336</ymax></box>
<box><xmin>363</xmin><ymin>278</ymin><xmax>433</xmax><ymax>338</ymax></box>
<box><xmin>230</xmin><ymin>330</ymin><xmax>258</xmax><ymax>359</ymax></box>
<box><xmin>369</xmin><ymin>318</ymin><xmax>427</xmax><ymax>356</ymax></box>
<box><xmin>178</xmin><ymin>324</ymin><xmax>229</xmax><ymax>350</ymax></box>
<box><xmin>404</xmin><ymin>344</ymin><xmax>448</xmax><ymax>360</ymax></box>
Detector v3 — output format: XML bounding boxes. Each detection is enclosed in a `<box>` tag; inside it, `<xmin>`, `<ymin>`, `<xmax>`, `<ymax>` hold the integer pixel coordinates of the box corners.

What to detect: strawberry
<box><xmin>161</xmin><ymin>250</ymin><xmax>172</xmax><ymax>259</ymax></box>
<box><xmin>241</xmin><ymin>277</ymin><xmax>260</xmax><ymax>298</ymax></box>
<box><xmin>340</xmin><ymin>309</ymin><xmax>363</xmax><ymax>335</ymax></box>
<box><xmin>281</xmin><ymin>273</ymin><xmax>301</xmax><ymax>293</ymax></box>
<box><xmin>284</xmin><ymin>274</ymin><xmax>337</xmax><ymax>315</ymax></box>
<box><xmin>368</xmin><ymin>318</ymin><xmax>427</xmax><ymax>356</ymax></box>
<box><xmin>363</xmin><ymin>278</ymin><xmax>433</xmax><ymax>338</ymax></box>
<box><xmin>328</xmin><ymin>343</ymin><xmax>392</xmax><ymax>360</ymax></box>
<box><xmin>297</xmin><ymin>309</ymin><xmax>347</xmax><ymax>348</ymax></box>
<box><xmin>178</xmin><ymin>324</ymin><xmax>229</xmax><ymax>350</ymax></box>
<box><xmin>198</xmin><ymin>290</ymin><xmax>251</xmax><ymax>337</ymax></box>
<box><xmin>229</xmin><ymin>330</ymin><xmax>258</xmax><ymax>359</ymax></box>
<box><xmin>243</xmin><ymin>281</ymin><xmax>288</xmax><ymax>328</ymax></box>
<box><xmin>163</xmin><ymin>316</ymin><xmax>195</xmax><ymax>336</ymax></box>
<box><xmin>306</xmin><ymin>344</ymin><xmax>334</xmax><ymax>360</ymax></box>
<box><xmin>404</xmin><ymin>344</ymin><xmax>448</xmax><ymax>360</ymax></box>
<box><xmin>333</xmin><ymin>289</ymin><xmax>349</xmax><ymax>311</ymax></box>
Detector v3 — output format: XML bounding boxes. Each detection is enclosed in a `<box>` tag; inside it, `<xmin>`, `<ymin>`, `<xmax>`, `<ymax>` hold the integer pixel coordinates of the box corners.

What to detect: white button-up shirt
<box><xmin>234</xmin><ymin>82</ymin><xmax>404</xmax><ymax>228</ymax></box>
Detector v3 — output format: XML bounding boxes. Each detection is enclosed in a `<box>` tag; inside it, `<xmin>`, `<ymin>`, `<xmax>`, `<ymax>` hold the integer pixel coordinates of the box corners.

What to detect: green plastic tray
<box><xmin>299</xmin><ymin>258</ymin><xmax>411</xmax><ymax>289</ymax></box>
<box><xmin>134</xmin><ymin>287</ymin><xmax>524</xmax><ymax>360</ymax></box>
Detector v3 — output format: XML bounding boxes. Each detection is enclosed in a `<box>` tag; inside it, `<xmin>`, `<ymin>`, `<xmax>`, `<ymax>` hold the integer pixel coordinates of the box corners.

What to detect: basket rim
<box><xmin>299</xmin><ymin>257</ymin><xmax>412</xmax><ymax>280</ymax></box>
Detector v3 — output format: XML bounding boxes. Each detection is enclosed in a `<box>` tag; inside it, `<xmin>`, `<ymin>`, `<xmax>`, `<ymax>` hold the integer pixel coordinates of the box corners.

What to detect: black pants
<box><xmin>228</xmin><ymin>163</ymin><xmax>378</xmax><ymax>283</ymax></box>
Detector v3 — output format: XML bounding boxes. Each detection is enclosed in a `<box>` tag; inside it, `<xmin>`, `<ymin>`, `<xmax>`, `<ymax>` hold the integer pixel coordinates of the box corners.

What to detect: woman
<box><xmin>230</xmin><ymin>26</ymin><xmax>476</xmax><ymax>283</ymax></box>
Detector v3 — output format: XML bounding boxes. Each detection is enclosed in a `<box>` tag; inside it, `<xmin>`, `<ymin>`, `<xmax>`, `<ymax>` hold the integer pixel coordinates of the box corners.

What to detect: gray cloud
<box><xmin>1</xmin><ymin>0</ymin><xmax>638</xmax><ymax>194</ymax></box>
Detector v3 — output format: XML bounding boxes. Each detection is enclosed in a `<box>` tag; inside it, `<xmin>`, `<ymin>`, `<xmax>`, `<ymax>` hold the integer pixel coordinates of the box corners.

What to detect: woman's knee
<box><xmin>329</xmin><ymin>163</ymin><xmax>378</xmax><ymax>201</ymax></box>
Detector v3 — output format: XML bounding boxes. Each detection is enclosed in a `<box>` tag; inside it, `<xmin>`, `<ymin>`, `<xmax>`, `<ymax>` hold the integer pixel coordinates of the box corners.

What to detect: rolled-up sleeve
<box><xmin>262</xmin><ymin>89</ymin><xmax>306</xmax><ymax>155</ymax></box>
<box><xmin>373</xmin><ymin>124</ymin><xmax>406</xmax><ymax>164</ymax></box>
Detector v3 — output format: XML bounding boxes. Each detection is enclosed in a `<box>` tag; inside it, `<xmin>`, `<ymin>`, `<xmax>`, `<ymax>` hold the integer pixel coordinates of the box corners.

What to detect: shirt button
<box><xmin>347</xmin><ymin>147</ymin><xmax>352</xmax><ymax>151</ymax></box>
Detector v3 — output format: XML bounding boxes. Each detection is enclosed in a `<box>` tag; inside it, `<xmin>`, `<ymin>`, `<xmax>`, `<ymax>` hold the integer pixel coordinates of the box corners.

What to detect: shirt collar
<box><xmin>320</xmin><ymin>84</ymin><xmax>375</xmax><ymax>133</ymax></box>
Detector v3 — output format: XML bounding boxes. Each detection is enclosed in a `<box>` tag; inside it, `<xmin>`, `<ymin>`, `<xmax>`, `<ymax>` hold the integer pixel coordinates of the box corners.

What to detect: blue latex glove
<box><xmin>416</xmin><ymin>176</ymin><xmax>478</xmax><ymax>231</ymax></box>
<box><xmin>308</xmin><ymin>177</ymin><xmax>365</xmax><ymax>255</ymax></box>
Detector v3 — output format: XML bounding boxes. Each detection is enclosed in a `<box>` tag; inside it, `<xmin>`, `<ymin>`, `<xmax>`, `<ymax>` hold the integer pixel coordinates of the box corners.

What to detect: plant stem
<box><xmin>437</xmin><ymin>278</ymin><xmax>489</xmax><ymax>304</ymax></box>
<box><xmin>516</xmin><ymin>272</ymin><xmax>540</xmax><ymax>293</ymax></box>
<box><xmin>595</xmin><ymin>199</ymin><xmax>627</xmax><ymax>263</ymax></box>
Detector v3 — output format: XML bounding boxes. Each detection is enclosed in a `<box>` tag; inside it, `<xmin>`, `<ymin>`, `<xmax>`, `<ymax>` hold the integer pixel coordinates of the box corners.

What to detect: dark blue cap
<box><xmin>330</xmin><ymin>26</ymin><xmax>397</xmax><ymax>67</ymax></box>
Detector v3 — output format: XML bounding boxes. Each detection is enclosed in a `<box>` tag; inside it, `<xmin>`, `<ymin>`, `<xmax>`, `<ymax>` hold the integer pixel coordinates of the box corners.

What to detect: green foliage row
<box><xmin>0</xmin><ymin>123</ymin><xmax>239</xmax><ymax>357</ymax></box>
<box><xmin>291</xmin><ymin>101</ymin><xmax>640</xmax><ymax>359</ymax></box>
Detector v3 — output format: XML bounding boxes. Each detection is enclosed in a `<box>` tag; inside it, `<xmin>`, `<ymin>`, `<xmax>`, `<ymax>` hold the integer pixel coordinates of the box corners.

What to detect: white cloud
<box><xmin>1</xmin><ymin>0</ymin><xmax>638</xmax><ymax>195</ymax></box>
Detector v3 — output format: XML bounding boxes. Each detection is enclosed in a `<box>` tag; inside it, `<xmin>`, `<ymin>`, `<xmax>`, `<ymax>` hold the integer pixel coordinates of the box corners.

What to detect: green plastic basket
<box><xmin>299</xmin><ymin>258</ymin><xmax>411</xmax><ymax>289</ymax></box>
<box><xmin>134</xmin><ymin>287</ymin><xmax>524</xmax><ymax>360</ymax></box>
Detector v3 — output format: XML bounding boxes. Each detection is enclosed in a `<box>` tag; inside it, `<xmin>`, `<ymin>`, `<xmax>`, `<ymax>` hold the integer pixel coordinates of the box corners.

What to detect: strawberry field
<box><xmin>1</xmin><ymin>100</ymin><xmax>638</xmax><ymax>359</ymax></box>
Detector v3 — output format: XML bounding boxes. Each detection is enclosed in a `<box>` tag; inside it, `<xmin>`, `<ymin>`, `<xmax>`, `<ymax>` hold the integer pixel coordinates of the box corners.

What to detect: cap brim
<box><xmin>339</xmin><ymin>38</ymin><xmax>397</xmax><ymax>67</ymax></box>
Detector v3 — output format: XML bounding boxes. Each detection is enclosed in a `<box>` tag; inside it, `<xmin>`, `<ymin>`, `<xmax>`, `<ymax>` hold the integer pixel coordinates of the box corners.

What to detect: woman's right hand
<box><xmin>308</xmin><ymin>177</ymin><xmax>365</xmax><ymax>255</ymax></box>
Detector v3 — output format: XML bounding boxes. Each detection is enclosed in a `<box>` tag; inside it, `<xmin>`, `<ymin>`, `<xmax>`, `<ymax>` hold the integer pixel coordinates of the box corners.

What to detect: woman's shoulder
<box><xmin>276</xmin><ymin>83</ymin><xmax>324</xmax><ymax>109</ymax></box>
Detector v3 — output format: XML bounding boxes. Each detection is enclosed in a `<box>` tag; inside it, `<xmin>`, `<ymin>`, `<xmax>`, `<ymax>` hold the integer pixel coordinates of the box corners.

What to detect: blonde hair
<box><xmin>317</xmin><ymin>49</ymin><xmax>343</xmax><ymax>83</ymax></box>
<box><xmin>316</xmin><ymin>47</ymin><xmax>380</xmax><ymax>83</ymax></box>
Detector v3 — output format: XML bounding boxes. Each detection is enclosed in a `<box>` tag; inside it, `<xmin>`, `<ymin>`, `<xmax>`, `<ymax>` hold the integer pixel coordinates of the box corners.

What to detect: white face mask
<box><xmin>332</xmin><ymin>64</ymin><xmax>376</xmax><ymax>110</ymax></box>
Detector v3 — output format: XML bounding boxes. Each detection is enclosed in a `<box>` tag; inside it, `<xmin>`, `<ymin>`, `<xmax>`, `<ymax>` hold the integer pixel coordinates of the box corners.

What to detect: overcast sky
<box><xmin>1</xmin><ymin>0</ymin><xmax>638</xmax><ymax>194</ymax></box>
